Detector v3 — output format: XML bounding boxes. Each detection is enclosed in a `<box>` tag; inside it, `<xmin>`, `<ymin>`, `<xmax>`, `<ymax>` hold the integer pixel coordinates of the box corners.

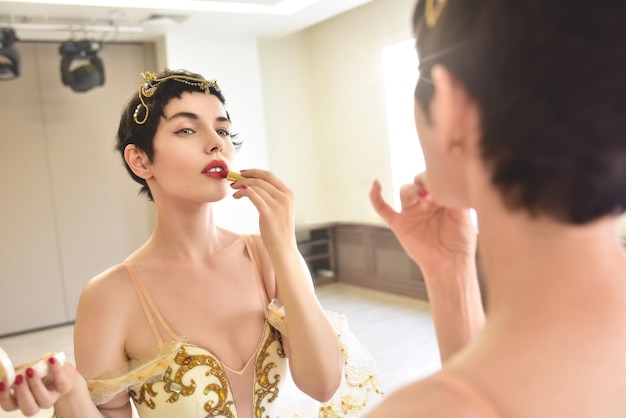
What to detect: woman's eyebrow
<box><xmin>165</xmin><ymin>111</ymin><xmax>198</xmax><ymax>121</ymax></box>
<box><xmin>165</xmin><ymin>113</ymin><xmax>229</xmax><ymax>123</ymax></box>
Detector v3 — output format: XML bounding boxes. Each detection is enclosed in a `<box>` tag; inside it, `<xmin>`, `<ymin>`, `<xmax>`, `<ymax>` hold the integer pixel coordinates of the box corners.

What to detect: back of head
<box><xmin>412</xmin><ymin>0</ymin><xmax>626</xmax><ymax>224</ymax></box>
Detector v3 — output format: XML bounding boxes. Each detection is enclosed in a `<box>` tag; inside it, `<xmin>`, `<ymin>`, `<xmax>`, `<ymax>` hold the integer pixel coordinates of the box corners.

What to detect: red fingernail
<box><xmin>26</xmin><ymin>368</ymin><xmax>35</xmax><ymax>378</ymax></box>
<box><xmin>15</xmin><ymin>374</ymin><xmax>23</xmax><ymax>385</ymax></box>
<box><xmin>0</xmin><ymin>381</ymin><xmax>6</xmax><ymax>392</ymax></box>
<box><xmin>241</xmin><ymin>184</ymin><xmax>248</xmax><ymax>189</ymax></box>
<box><xmin>418</xmin><ymin>188</ymin><xmax>428</xmax><ymax>198</ymax></box>
<box><xmin>49</xmin><ymin>357</ymin><xmax>56</xmax><ymax>365</ymax></box>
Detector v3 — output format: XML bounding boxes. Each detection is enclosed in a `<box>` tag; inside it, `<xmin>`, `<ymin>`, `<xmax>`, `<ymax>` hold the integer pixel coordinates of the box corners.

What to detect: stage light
<box><xmin>59</xmin><ymin>40</ymin><xmax>105</xmax><ymax>92</ymax></box>
<box><xmin>0</xmin><ymin>28</ymin><xmax>20</xmax><ymax>81</ymax></box>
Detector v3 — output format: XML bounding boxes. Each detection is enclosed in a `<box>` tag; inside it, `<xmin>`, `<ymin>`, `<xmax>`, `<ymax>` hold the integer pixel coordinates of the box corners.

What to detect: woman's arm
<box><xmin>370</xmin><ymin>177</ymin><xmax>485</xmax><ymax>362</ymax></box>
<box><xmin>263</xmin><ymin>240</ymin><xmax>343</xmax><ymax>401</ymax></box>
<box><xmin>232</xmin><ymin>169</ymin><xmax>343</xmax><ymax>402</ymax></box>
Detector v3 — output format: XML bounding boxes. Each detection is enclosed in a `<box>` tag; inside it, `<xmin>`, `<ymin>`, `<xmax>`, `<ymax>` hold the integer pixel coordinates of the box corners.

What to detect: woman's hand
<box><xmin>369</xmin><ymin>173</ymin><xmax>477</xmax><ymax>278</ymax></box>
<box><xmin>0</xmin><ymin>359</ymin><xmax>78</xmax><ymax>416</ymax></box>
<box><xmin>371</xmin><ymin>174</ymin><xmax>484</xmax><ymax>360</ymax></box>
<box><xmin>231</xmin><ymin>169</ymin><xmax>296</xmax><ymax>251</ymax></box>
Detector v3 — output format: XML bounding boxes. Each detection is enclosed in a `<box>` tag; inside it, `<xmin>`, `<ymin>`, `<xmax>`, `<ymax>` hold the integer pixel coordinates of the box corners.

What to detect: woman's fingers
<box><xmin>0</xmin><ymin>380</ymin><xmax>18</xmax><ymax>411</ymax></box>
<box><xmin>0</xmin><ymin>358</ymin><xmax>76</xmax><ymax>416</ymax></box>
<box><xmin>230</xmin><ymin>169</ymin><xmax>294</xmax><ymax>214</ymax></box>
<box><xmin>25</xmin><ymin>368</ymin><xmax>56</xmax><ymax>409</ymax></box>
<box><xmin>369</xmin><ymin>180</ymin><xmax>398</xmax><ymax>225</ymax></box>
<box><xmin>48</xmin><ymin>361</ymin><xmax>74</xmax><ymax>395</ymax></box>
<box><xmin>13</xmin><ymin>374</ymin><xmax>41</xmax><ymax>416</ymax></box>
<box><xmin>234</xmin><ymin>168</ymin><xmax>289</xmax><ymax>198</ymax></box>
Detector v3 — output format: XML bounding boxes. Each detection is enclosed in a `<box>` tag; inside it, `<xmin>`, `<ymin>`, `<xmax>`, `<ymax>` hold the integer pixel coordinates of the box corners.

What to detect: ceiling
<box><xmin>0</xmin><ymin>0</ymin><xmax>374</xmax><ymax>42</ymax></box>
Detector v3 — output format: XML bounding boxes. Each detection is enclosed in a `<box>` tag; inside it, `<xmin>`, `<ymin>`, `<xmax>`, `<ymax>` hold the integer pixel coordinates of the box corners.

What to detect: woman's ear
<box><xmin>429</xmin><ymin>65</ymin><xmax>480</xmax><ymax>157</ymax></box>
<box><xmin>124</xmin><ymin>144</ymin><xmax>152</xmax><ymax>179</ymax></box>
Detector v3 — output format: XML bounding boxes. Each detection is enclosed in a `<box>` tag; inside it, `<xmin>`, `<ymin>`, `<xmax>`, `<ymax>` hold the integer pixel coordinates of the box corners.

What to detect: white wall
<box><xmin>255</xmin><ymin>31</ymin><xmax>322</xmax><ymax>225</ymax></box>
<box><xmin>150</xmin><ymin>0</ymin><xmax>418</xmax><ymax>229</ymax></box>
<box><xmin>0</xmin><ymin>42</ymin><xmax>156</xmax><ymax>335</ymax></box>
<box><xmin>260</xmin><ymin>0</ymin><xmax>418</xmax><ymax>224</ymax></box>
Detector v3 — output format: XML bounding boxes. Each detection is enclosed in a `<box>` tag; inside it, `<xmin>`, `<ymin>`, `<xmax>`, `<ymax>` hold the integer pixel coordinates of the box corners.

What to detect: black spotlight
<box><xmin>0</xmin><ymin>28</ymin><xmax>20</xmax><ymax>80</ymax></box>
<box><xmin>59</xmin><ymin>40</ymin><xmax>105</xmax><ymax>92</ymax></box>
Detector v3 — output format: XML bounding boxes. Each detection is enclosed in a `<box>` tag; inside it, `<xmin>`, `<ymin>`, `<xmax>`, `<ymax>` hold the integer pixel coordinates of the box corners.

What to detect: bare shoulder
<box><xmin>365</xmin><ymin>376</ymin><xmax>492</xmax><ymax>418</ymax></box>
<box><xmin>78</xmin><ymin>264</ymin><xmax>137</xmax><ymax>314</ymax></box>
<box><xmin>75</xmin><ymin>264</ymin><xmax>136</xmax><ymax>378</ymax></box>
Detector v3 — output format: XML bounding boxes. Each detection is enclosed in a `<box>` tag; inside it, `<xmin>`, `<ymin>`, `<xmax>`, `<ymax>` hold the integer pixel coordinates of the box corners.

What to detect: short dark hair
<box><xmin>115</xmin><ymin>69</ymin><xmax>242</xmax><ymax>201</ymax></box>
<box><xmin>412</xmin><ymin>1</ymin><xmax>626</xmax><ymax>224</ymax></box>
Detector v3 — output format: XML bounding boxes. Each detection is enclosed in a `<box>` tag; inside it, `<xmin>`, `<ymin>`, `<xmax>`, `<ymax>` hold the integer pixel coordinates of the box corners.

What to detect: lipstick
<box><xmin>221</xmin><ymin>170</ymin><xmax>246</xmax><ymax>182</ymax></box>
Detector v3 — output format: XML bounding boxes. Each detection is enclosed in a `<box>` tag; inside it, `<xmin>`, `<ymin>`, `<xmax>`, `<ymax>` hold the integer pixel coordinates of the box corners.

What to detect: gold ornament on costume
<box><xmin>425</xmin><ymin>0</ymin><xmax>448</xmax><ymax>28</ymax></box>
<box><xmin>133</xmin><ymin>68</ymin><xmax>221</xmax><ymax>125</ymax></box>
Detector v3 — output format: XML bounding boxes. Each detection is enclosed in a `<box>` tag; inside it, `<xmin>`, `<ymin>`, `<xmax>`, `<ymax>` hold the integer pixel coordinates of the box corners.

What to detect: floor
<box><xmin>0</xmin><ymin>282</ymin><xmax>441</xmax><ymax>417</ymax></box>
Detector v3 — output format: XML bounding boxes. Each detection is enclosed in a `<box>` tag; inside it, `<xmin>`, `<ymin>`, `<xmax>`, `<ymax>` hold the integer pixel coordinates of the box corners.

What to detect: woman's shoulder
<box><xmin>79</xmin><ymin>263</ymin><xmax>136</xmax><ymax>310</ymax></box>
<box><xmin>365</xmin><ymin>373</ymin><xmax>499</xmax><ymax>418</ymax></box>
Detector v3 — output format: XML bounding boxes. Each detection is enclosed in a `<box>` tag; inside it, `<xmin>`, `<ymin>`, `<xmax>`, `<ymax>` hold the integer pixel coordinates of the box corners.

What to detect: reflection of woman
<box><xmin>367</xmin><ymin>0</ymin><xmax>626</xmax><ymax>416</ymax></box>
<box><xmin>0</xmin><ymin>69</ymin><xmax>381</xmax><ymax>417</ymax></box>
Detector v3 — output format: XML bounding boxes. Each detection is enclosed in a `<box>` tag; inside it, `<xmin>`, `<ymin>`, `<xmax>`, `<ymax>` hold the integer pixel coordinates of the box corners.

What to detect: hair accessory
<box><xmin>133</xmin><ymin>68</ymin><xmax>221</xmax><ymax>125</ymax></box>
<box><xmin>425</xmin><ymin>0</ymin><xmax>448</xmax><ymax>28</ymax></box>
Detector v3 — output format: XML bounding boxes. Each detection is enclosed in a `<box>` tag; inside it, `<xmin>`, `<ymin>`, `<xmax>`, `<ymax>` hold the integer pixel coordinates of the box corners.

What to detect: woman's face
<box><xmin>413</xmin><ymin>94</ymin><xmax>455</xmax><ymax>205</ymax></box>
<box><xmin>412</xmin><ymin>72</ymin><xmax>476</xmax><ymax>209</ymax></box>
<box><xmin>146</xmin><ymin>91</ymin><xmax>236</xmax><ymax>204</ymax></box>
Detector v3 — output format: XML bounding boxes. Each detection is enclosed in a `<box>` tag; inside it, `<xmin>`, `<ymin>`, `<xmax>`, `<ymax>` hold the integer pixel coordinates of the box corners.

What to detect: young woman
<box><xmin>366</xmin><ymin>0</ymin><xmax>626</xmax><ymax>416</ymax></box>
<box><xmin>0</xmin><ymin>69</ymin><xmax>381</xmax><ymax>417</ymax></box>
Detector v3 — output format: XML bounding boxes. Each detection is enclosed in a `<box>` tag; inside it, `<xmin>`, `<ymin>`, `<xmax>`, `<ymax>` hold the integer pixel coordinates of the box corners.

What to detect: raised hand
<box><xmin>0</xmin><ymin>358</ymin><xmax>77</xmax><ymax>417</ymax></box>
<box><xmin>230</xmin><ymin>169</ymin><xmax>296</xmax><ymax>251</ymax></box>
<box><xmin>369</xmin><ymin>173</ymin><xmax>477</xmax><ymax>278</ymax></box>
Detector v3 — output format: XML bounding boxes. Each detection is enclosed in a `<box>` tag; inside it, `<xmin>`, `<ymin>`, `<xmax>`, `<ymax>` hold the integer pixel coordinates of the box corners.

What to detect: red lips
<box><xmin>202</xmin><ymin>160</ymin><xmax>229</xmax><ymax>179</ymax></box>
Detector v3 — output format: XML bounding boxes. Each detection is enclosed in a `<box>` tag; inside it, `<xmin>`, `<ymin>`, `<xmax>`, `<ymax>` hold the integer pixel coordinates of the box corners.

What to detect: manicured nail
<box><xmin>241</xmin><ymin>184</ymin><xmax>248</xmax><ymax>190</ymax></box>
<box><xmin>15</xmin><ymin>374</ymin><xmax>23</xmax><ymax>385</ymax></box>
<box><xmin>26</xmin><ymin>368</ymin><xmax>34</xmax><ymax>378</ymax></box>
<box><xmin>0</xmin><ymin>381</ymin><xmax>6</xmax><ymax>392</ymax></box>
<box><xmin>418</xmin><ymin>188</ymin><xmax>428</xmax><ymax>198</ymax></box>
<box><xmin>49</xmin><ymin>357</ymin><xmax>56</xmax><ymax>365</ymax></box>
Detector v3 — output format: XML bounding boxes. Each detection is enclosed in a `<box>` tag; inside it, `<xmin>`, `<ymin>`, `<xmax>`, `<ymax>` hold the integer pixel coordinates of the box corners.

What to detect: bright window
<box><xmin>382</xmin><ymin>39</ymin><xmax>478</xmax><ymax>228</ymax></box>
<box><xmin>382</xmin><ymin>39</ymin><xmax>425</xmax><ymax>210</ymax></box>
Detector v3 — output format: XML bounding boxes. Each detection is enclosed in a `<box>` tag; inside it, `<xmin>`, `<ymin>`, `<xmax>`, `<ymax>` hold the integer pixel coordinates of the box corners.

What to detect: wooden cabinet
<box><xmin>300</xmin><ymin>222</ymin><xmax>488</xmax><ymax>304</ymax></box>
<box><xmin>296</xmin><ymin>224</ymin><xmax>337</xmax><ymax>286</ymax></box>
<box><xmin>334</xmin><ymin>224</ymin><xmax>428</xmax><ymax>299</ymax></box>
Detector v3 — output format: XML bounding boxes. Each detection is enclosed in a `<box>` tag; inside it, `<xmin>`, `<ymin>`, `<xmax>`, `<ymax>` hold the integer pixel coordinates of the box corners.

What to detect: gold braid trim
<box><xmin>253</xmin><ymin>326</ymin><xmax>284</xmax><ymax>418</ymax></box>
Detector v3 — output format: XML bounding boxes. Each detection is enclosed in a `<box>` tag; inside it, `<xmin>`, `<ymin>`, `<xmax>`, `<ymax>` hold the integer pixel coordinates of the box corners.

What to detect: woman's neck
<box><xmin>143</xmin><ymin>200</ymin><xmax>233</xmax><ymax>260</ymax></box>
<box><xmin>475</xmin><ymin>198</ymin><xmax>626</xmax><ymax>316</ymax></box>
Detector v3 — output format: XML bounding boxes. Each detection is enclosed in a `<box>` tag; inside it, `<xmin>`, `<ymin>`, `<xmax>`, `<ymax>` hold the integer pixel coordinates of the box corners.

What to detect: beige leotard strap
<box><xmin>430</xmin><ymin>371</ymin><xmax>503</xmax><ymax>418</ymax></box>
<box><xmin>241</xmin><ymin>234</ymin><xmax>271</xmax><ymax>308</ymax></box>
<box><xmin>124</xmin><ymin>262</ymin><xmax>179</xmax><ymax>345</ymax></box>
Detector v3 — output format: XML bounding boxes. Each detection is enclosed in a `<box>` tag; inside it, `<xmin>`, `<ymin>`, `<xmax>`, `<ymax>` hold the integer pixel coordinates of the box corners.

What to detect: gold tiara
<box><xmin>425</xmin><ymin>0</ymin><xmax>448</xmax><ymax>28</ymax></box>
<box><xmin>133</xmin><ymin>68</ymin><xmax>220</xmax><ymax>125</ymax></box>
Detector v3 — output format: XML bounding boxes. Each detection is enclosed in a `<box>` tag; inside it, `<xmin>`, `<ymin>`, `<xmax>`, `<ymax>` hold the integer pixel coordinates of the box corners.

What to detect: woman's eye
<box><xmin>216</xmin><ymin>129</ymin><xmax>231</xmax><ymax>137</ymax></box>
<box><xmin>176</xmin><ymin>128</ymin><xmax>195</xmax><ymax>135</ymax></box>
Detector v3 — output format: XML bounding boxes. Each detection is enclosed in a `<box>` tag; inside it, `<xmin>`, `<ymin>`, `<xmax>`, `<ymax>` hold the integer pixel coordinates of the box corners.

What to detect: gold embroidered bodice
<box><xmin>85</xmin><ymin>235</ymin><xmax>384</xmax><ymax>417</ymax></box>
<box><xmin>129</xmin><ymin>323</ymin><xmax>285</xmax><ymax>418</ymax></box>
